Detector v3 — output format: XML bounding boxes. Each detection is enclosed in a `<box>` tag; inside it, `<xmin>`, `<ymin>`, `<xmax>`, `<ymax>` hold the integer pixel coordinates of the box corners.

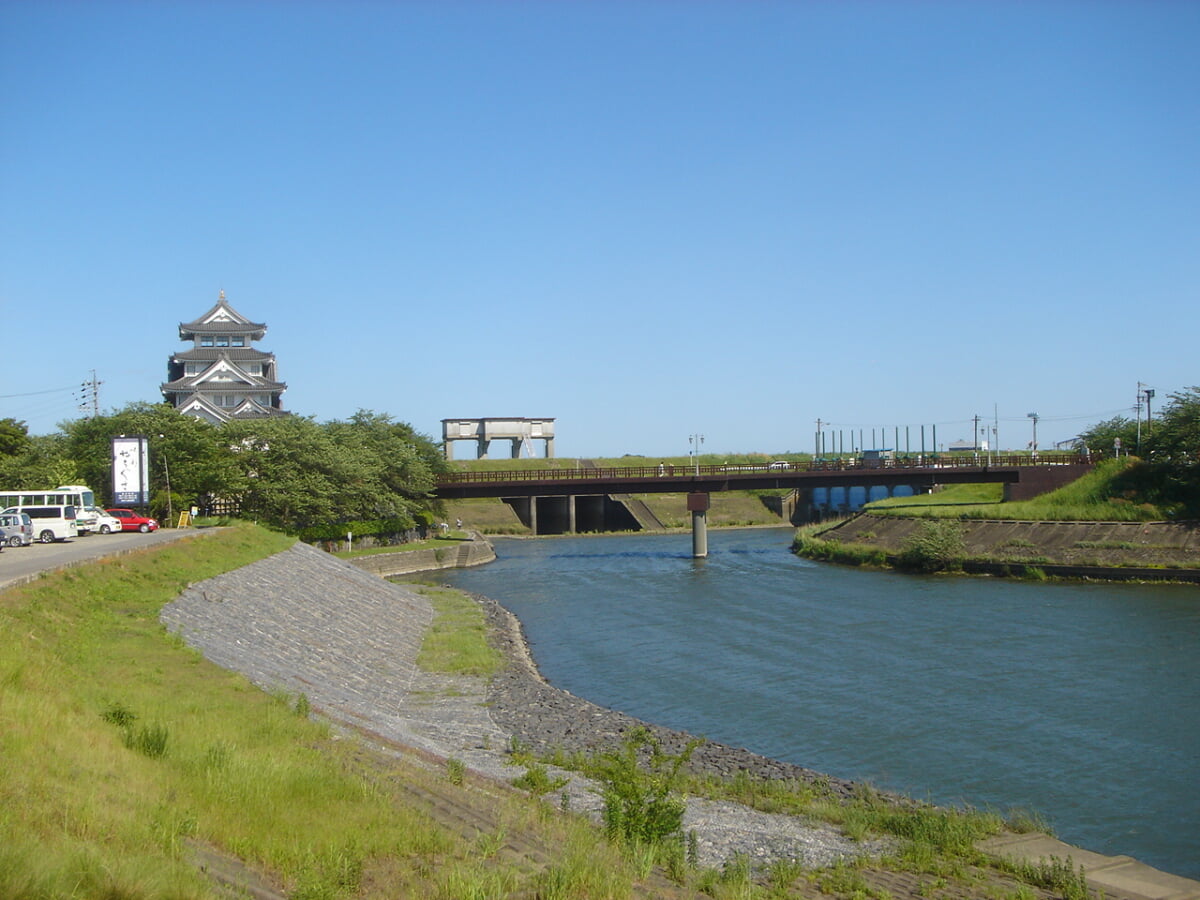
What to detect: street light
<box><xmin>1026</xmin><ymin>413</ymin><xmax>1039</xmax><ymax>459</ymax></box>
<box><xmin>689</xmin><ymin>433</ymin><xmax>705</xmax><ymax>475</ymax></box>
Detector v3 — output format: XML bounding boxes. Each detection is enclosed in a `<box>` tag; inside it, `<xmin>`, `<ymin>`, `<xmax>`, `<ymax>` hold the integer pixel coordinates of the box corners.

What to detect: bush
<box><xmin>588</xmin><ymin>727</ymin><xmax>700</xmax><ymax>846</ymax></box>
<box><xmin>896</xmin><ymin>520</ymin><xmax>966</xmax><ymax>573</ymax></box>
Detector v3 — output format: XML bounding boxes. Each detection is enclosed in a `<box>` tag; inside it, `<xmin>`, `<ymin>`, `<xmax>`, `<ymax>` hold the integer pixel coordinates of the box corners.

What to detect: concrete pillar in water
<box><xmin>688</xmin><ymin>492</ymin><xmax>709</xmax><ymax>558</ymax></box>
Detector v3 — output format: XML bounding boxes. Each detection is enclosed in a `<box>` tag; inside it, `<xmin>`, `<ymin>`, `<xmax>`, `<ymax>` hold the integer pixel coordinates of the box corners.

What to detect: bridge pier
<box><xmin>688</xmin><ymin>492</ymin><xmax>709</xmax><ymax>558</ymax></box>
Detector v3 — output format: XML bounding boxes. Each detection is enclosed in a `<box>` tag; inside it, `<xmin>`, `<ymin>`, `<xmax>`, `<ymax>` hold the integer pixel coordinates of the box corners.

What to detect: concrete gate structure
<box><xmin>442</xmin><ymin>417</ymin><xmax>556</xmax><ymax>460</ymax></box>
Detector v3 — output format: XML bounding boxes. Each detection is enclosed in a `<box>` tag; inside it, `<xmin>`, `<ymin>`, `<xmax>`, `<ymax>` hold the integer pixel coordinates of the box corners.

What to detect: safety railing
<box><xmin>436</xmin><ymin>452</ymin><xmax>1091</xmax><ymax>486</ymax></box>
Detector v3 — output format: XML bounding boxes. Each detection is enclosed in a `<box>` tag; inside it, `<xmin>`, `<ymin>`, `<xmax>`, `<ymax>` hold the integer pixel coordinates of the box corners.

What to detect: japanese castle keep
<box><xmin>161</xmin><ymin>292</ymin><xmax>288</xmax><ymax>424</ymax></box>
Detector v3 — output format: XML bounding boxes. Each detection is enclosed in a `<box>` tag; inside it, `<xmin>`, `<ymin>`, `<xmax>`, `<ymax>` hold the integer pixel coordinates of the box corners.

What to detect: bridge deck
<box><xmin>435</xmin><ymin>454</ymin><xmax>1092</xmax><ymax>499</ymax></box>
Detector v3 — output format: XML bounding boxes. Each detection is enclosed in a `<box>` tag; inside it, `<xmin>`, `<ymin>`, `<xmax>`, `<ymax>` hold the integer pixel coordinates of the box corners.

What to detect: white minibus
<box><xmin>1</xmin><ymin>505</ymin><xmax>78</xmax><ymax>543</ymax></box>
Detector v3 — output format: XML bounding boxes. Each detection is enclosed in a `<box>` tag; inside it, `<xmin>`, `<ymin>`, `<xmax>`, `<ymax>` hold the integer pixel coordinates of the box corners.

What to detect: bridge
<box><xmin>435</xmin><ymin>454</ymin><xmax>1095</xmax><ymax>557</ymax></box>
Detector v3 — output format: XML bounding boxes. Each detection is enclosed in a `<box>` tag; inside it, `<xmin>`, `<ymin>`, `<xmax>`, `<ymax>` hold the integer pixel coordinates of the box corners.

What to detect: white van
<box><xmin>2</xmin><ymin>505</ymin><xmax>78</xmax><ymax>543</ymax></box>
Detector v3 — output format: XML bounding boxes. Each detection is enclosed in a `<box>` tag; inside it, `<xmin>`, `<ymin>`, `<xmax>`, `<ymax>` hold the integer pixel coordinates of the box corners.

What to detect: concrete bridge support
<box><xmin>503</xmin><ymin>494</ymin><xmax>642</xmax><ymax>535</ymax></box>
<box><xmin>688</xmin><ymin>492</ymin><xmax>709</xmax><ymax>558</ymax></box>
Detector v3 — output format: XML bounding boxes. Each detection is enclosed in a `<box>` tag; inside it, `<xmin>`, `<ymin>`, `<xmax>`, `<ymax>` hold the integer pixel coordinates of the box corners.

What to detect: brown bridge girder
<box><xmin>434</xmin><ymin>455</ymin><xmax>1095</xmax><ymax>501</ymax></box>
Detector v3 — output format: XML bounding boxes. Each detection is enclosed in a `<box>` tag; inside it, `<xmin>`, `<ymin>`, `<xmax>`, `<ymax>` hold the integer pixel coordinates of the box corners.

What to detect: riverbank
<box><xmin>163</xmin><ymin>540</ymin><xmax>1200</xmax><ymax>898</ymax></box>
<box><xmin>163</xmin><ymin>541</ymin><xmax>891</xmax><ymax>873</ymax></box>
<box><xmin>806</xmin><ymin>514</ymin><xmax>1200</xmax><ymax>581</ymax></box>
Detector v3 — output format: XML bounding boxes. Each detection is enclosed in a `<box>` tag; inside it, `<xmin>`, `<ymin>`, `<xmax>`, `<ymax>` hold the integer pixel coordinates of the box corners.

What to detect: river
<box><xmin>437</xmin><ymin>527</ymin><xmax>1199</xmax><ymax>879</ymax></box>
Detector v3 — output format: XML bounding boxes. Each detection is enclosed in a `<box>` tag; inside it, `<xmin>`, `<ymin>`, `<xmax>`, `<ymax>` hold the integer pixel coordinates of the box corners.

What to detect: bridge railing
<box><xmin>436</xmin><ymin>452</ymin><xmax>1089</xmax><ymax>486</ymax></box>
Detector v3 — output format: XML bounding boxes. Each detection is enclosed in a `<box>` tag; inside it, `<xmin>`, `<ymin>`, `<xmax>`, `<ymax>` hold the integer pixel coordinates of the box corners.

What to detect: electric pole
<box><xmin>77</xmin><ymin>370</ymin><xmax>102</xmax><ymax>417</ymax></box>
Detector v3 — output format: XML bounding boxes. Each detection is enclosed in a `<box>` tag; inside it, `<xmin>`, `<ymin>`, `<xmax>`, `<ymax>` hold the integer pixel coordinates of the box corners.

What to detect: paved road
<box><xmin>0</xmin><ymin>526</ymin><xmax>211</xmax><ymax>591</ymax></box>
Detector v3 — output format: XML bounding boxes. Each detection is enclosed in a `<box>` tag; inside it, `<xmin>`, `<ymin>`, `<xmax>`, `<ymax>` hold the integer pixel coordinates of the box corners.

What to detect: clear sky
<box><xmin>2</xmin><ymin>1</ymin><xmax>1196</xmax><ymax>458</ymax></box>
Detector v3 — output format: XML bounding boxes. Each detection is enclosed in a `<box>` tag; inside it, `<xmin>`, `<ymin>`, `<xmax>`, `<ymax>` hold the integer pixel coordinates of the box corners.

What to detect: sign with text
<box><xmin>111</xmin><ymin>435</ymin><xmax>149</xmax><ymax>506</ymax></box>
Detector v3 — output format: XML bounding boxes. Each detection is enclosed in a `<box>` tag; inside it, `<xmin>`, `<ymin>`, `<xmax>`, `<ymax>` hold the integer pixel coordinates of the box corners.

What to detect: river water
<box><xmin>438</xmin><ymin>527</ymin><xmax>1199</xmax><ymax>879</ymax></box>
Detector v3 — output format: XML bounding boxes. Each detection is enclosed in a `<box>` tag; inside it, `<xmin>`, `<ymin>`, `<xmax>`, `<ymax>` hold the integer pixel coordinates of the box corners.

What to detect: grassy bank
<box><xmin>795</xmin><ymin>459</ymin><xmax>1200</xmax><ymax>576</ymax></box>
<box><xmin>0</xmin><ymin>525</ymin><xmax>635</xmax><ymax>898</ymax></box>
<box><xmin>2</xmin><ymin>524</ymin><xmax>1104</xmax><ymax>899</ymax></box>
<box><xmin>866</xmin><ymin>458</ymin><xmax>1166</xmax><ymax>521</ymax></box>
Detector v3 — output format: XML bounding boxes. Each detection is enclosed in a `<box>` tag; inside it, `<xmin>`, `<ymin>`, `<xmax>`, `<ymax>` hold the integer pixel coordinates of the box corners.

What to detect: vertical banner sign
<box><xmin>111</xmin><ymin>436</ymin><xmax>150</xmax><ymax>506</ymax></box>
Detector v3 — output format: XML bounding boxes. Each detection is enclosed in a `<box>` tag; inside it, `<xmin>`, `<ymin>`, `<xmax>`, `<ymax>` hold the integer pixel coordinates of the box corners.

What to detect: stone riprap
<box><xmin>161</xmin><ymin>542</ymin><xmax>889</xmax><ymax>869</ymax></box>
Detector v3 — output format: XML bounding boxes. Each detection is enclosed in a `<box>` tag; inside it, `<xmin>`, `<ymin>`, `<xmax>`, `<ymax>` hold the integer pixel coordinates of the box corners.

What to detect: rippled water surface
<box><xmin>439</xmin><ymin>528</ymin><xmax>1200</xmax><ymax>878</ymax></box>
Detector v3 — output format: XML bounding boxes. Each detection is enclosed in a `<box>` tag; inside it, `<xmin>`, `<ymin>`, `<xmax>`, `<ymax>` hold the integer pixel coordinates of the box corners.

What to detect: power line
<box><xmin>0</xmin><ymin>385</ymin><xmax>77</xmax><ymax>400</ymax></box>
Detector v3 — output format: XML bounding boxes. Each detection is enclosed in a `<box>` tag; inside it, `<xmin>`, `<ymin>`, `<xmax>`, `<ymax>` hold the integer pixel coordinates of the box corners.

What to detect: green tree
<box><xmin>1075</xmin><ymin>415</ymin><xmax>1138</xmax><ymax>457</ymax></box>
<box><xmin>325</xmin><ymin>410</ymin><xmax>446</xmax><ymax>521</ymax></box>
<box><xmin>221</xmin><ymin>416</ymin><xmax>351</xmax><ymax>531</ymax></box>
<box><xmin>0</xmin><ymin>417</ymin><xmax>30</xmax><ymax>457</ymax></box>
<box><xmin>0</xmin><ymin>433</ymin><xmax>77</xmax><ymax>488</ymax></box>
<box><xmin>1146</xmin><ymin>386</ymin><xmax>1200</xmax><ymax>462</ymax></box>
<box><xmin>62</xmin><ymin>403</ymin><xmax>240</xmax><ymax>517</ymax></box>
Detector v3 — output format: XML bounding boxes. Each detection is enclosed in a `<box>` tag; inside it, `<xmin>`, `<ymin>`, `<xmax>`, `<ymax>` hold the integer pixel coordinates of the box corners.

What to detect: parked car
<box><xmin>0</xmin><ymin>511</ymin><xmax>34</xmax><ymax>547</ymax></box>
<box><xmin>84</xmin><ymin>507</ymin><xmax>123</xmax><ymax>534</ymax></box>
<box><xmin>105</xmin><ymin>508</ymin><xmax>160</xmax><ymax>533</ymax></box>
<box><xmin>2</xmin><ymin>505</ymin><xmax>78</xmax><ymax>542</ymax></box>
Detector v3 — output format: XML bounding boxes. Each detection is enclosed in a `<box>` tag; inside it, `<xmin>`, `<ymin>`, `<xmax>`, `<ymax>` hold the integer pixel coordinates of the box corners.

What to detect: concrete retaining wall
<box><xmin>346</xmin><ymin>537</ymin><xmax>496</xmax><ymax>577</ymax></box>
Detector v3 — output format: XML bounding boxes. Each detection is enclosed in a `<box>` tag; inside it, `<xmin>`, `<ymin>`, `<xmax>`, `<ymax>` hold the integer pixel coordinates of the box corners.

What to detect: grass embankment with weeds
<box><xmin>794</xmin><ymin>459</ymin><xmax>1196</xmax><ymax>576</ymax></box>
<box><xmin>867</xmin><ymin>458</ymin><xmax>1164</xmax><ymax>522</ymax></box>
<box><xmin>1</xmin><ymin>524</ymin><xmax>1095</xmax><ymax>899</ymax></box>
<box><xmin>0</xmin><ymin>525</ymin><xmax>450</xmax><ymax>899</ymax></box>
<box><xmin>0</xmin><ymin>526</ymin><xmax>639</xmax><ymax>899</ymax></box>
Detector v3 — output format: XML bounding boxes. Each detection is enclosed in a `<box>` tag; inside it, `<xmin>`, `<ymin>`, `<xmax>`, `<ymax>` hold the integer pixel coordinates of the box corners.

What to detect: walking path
<box><xmin>160</xmin><ymin>541</ymin><xmax>1200</xmax><ymax>896</ymax></box>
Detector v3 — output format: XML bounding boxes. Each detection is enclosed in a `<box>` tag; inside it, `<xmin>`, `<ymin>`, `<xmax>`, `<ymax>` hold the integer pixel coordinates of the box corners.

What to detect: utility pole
<box><xmin>77</xmin><ymin>370</ymin><xmax>102</xmax><ymax>417</ymax></box>
<box><xmin>814</xmin><ymin>419</ymin><xmax>823</xmax><ymax>458</ymax></box>
<box><xmin>1136</xmin><ymin>383</ymin><xmax>1145</xmax><ymax>453</ymax></box>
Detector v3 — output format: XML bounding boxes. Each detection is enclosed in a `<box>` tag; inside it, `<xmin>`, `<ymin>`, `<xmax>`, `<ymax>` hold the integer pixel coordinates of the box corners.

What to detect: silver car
<box><xmin>0</xmin><ymin>511</ymin><xmax>34</xmax><ymax>547</ymax></box>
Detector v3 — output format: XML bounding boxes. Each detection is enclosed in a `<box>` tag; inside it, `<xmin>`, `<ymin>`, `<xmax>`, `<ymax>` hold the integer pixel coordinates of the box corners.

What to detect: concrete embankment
<box><xmin>344</xmin><ymin>535</ymin><xmax>496</xmax><ymax>577</ymax></box>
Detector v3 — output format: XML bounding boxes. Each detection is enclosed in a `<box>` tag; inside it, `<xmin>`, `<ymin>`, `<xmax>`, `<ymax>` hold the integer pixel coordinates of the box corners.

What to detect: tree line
<box><xmin>0</xmin><ymin>404</ymin><xmax>449</xmax><ymax>540</ymax></box>
<box><xmin>1</xmin><ymin>388</ymin><xmax>1197</xmax><ymax>535</ymax></box>
<box><xmin>1075</xmin><ymin>385</ymin><xmax>1200</xmax><ymax>518</ymax></box>
<box><xmin>1076</xmin><ymin>386</ymin><xmax>1200</xmax><ymax>461</ymax></box>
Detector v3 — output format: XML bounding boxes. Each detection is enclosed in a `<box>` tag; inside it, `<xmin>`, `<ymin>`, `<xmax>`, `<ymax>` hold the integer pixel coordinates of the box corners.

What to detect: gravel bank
<box><xmin>161</xmin><ymin>542</ymin><xmax>891</xmax><ymax>871</ymax></box>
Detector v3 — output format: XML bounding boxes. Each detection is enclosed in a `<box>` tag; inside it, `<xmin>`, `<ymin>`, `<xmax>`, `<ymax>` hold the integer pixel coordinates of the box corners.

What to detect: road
<box><xmin>0</xmin><ymin>527</ymin><xmax>211</xmax><ymax>591</ymax></box>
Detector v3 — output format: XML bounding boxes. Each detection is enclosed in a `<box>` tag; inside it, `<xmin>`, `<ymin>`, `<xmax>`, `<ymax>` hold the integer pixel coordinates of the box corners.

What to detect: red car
<box><xmin>105</xmin><ymin>509</ymin><xmax>160</xmax><ymax>533</ymax></box>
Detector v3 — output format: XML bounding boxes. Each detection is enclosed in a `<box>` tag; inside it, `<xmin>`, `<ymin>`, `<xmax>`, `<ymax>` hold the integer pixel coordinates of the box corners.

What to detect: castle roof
<box><xmin>178</xmin><ymin>292</ymin><xmax>267</xmax><ymax>340</ymax></box>
<box><xmin>160</xmin><ymin>355</ymin><xmax>286</xmax><ymax>395</ymax></box>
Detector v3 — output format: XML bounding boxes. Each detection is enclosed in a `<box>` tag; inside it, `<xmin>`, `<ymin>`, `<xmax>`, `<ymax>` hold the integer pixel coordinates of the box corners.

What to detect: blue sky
<box><xmin>2</xmin><ymin>1</ymin><xmax>1196</xmax><ymax>458</ymax></box>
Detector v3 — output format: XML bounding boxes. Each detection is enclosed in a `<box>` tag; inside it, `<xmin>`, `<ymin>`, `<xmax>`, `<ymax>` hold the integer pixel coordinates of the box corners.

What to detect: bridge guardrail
<box><xmin>436</xmin><ymin>453</ymin><xmax>1091</xmax><ymax>486</ymax></box>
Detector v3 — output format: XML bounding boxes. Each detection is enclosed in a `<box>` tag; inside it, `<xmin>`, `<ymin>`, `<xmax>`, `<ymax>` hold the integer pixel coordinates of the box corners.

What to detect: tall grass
<box><xmin>792</xmin><ymin>526</ymin><xmax>889</xmax><ymax>567</ymax></box>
